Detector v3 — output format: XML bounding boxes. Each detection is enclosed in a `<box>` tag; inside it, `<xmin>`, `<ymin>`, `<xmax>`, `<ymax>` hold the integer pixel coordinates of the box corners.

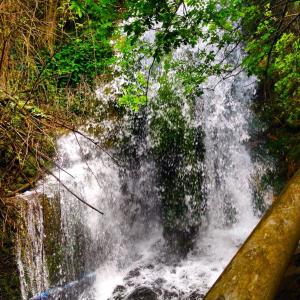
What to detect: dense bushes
<box><xmin>46</xmin><ymin>0</ymin><xmax>119</xmax><ymax>87</ymax></box>
<box><xmin>242</xmin><ymin>0</ymin><xmax>300</xmax><ymax>179</ymax></box>
<box><xmin>0</xmin><ymin>0</ymin><xmax>120</xmax><ymax>197</ymax></box>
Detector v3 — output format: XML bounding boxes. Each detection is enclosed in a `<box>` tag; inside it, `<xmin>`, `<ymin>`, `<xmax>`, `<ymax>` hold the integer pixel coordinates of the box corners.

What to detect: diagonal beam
<box><xmin>205</xmin><ymin>169</ymin><xmax>300</xmax><ymax>300</ymax></box>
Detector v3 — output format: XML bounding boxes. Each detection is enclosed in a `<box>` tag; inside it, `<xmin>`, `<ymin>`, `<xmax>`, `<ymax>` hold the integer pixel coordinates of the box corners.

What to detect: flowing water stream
<box><xmin>18</xmin><ymin>36</ymin><xmax>273</xmax><ymax>300</ymax></box>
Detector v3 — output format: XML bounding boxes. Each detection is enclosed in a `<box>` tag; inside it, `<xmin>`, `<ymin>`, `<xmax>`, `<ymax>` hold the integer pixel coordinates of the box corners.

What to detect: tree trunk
<box><xmin>204</xmin><ymin>169</ymin><xmax>300</xmax><ymax>300</ymax></box>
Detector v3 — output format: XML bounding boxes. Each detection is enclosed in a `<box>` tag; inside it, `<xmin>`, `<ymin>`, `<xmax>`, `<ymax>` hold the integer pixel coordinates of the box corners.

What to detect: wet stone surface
<box><xmin>126</xmin><ymin>286</ymin><xmax>158</xmax><ymax>300</ymax></box>
<box><xmin>162</xmin><ymin>290</ymin><xmax>180</xmax><ymax>299</ymax></box>
<box><xmin>186</xmin><ymin>290</ymin><xmax>205</xmax><ymax>299</ymax></box>
<box><xmin>124</xmin><ymin>268</ymin><xmax>141</xmax><ymax>280</ymax></box>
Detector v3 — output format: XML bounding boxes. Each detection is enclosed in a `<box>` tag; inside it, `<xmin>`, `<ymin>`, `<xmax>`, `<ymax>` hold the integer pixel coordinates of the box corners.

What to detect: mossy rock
<box><xmin>0</xmin><ymin>197</ymin><xmax>22</xmax><ymax>300</ymax></box>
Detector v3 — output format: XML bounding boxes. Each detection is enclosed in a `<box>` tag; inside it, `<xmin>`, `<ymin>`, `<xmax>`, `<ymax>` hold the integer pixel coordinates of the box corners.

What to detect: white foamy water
<box><xmin>17</xmin><ymin>23</ymin><xmax>271</xmax><ymax>300</ymax></box>
<box><xmin>203</xmin><ymin>70</ymin><xmax>258</xmax><ymax>228</ymax></box>
<box><xmin>16</xmin><ymin>194</ymin><xmax>49</xmax><ymax>300</ymax></box>
<box><xmin>81</xmin><ymin>64</ymin><xmax>260</xmax><ymax>299</ymax></box>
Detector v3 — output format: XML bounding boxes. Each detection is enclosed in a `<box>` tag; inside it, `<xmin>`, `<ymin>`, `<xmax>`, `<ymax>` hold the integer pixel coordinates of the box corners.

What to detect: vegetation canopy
<box><xmin>119</xmin><ymin>0</ymin><xmax>299</xmax><ymax>177</ymax></box>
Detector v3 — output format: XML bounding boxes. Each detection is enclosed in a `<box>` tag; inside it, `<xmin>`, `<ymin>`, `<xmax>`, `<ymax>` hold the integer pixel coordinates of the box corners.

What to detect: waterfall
<box><xmin>203</xmin><ymin>70</ymin><xmax>257</xmax><ymax>228</ymax></box>
<box><xmin>16</xmin><ymin>195</ymin><xmax>49</xmax><ymax>299</ymax></box>
<box><xmin>17</xmin><ymin>36</ymin><xmax>272</xmax><ymax>300</ymax></box>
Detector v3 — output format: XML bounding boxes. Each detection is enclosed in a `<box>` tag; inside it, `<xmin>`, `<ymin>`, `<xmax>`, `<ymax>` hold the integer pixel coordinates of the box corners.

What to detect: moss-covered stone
<box><xmin>149</xmin><ymin>70</ymin><xmax>205</xmax><ymax>255</ymax></box>
<box><xmin>42</xmin><ymin>194</ymin><xmax>64</xmax><ymax>286</ymax></box>
<box><xmin>0</xmin><ymin>198</ymin><xmax>21</xmax><ymax>300</ymax></box>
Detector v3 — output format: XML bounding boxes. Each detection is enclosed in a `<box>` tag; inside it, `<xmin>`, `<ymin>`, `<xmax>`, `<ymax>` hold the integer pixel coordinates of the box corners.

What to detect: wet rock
<box><xmin>124</xmin><ymin>268</ymin><xmax>141</xmax><ymax>280</ymax></box>
<box><xmin>154</xmin><ymin>277</ymin><xmax>166</xmax><ymax>285</ymax></box>
<box><xmin>126</xmin><ymin>286</ymin><xmax>158</xmax><ymax>300</ymax></box>
<box><xmin>112</xmin><ymin>285</ymin><xmax>127</xmax><ymax>300</ymax></box>
<box><xmin>127</xmin><ymin>280</ymin><xmax>135</xmax><ymax>287</ymax></box>
<box><xmin>144</xmin><ymin>264</ymin><xmax>155</xmax><ymax>269</ymax></box>
<box><xmin>163</xmin><ymin>290</ymin><xmax>179</xmax><ymax>299</ymax></box>
<box><xmin>187</xmin><ymin>290</ymin><xmax>205</xmax><ymax>300</ymax></box>
<box><xmin>113</xmin><ymin>285</ymin><xmax>126</xmax><ymax>293</ymax></box>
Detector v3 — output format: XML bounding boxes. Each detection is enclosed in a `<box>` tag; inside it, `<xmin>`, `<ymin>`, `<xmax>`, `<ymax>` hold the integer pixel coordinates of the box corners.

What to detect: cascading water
<box><xmin>16</xmin><ymin>194</ymin><xmax>49</xmax><ymax>299</ymax></box>
<box><xmin>203</xmin><ymin>69</ymin><xmax>258</xmax><ymax>228</ymax></box>
<box><xmin>17</xmin><ymin>31</ymin><xmax>272</xmax><ymax>300</ymax></box>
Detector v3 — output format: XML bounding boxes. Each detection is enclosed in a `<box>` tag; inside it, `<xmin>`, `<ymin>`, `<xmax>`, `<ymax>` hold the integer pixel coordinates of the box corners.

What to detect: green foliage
<box><xmin>46</xmin><ymin>0</ymin><xmax>119</xmax><ymax>87</ymax></box>
<box><xmin>119</xmin><ymin>0</ymin><xmax>299</xmax><ymax>176</ymax></box>
<box><xmin>48</xmin><ymin>38</ymin><xmax>114</xmax><ymax>87</ymax></box>
<box><xmin>0</xmin><ymin>0</ymin><xmax>124</xmax><ymax>200</ymax></box>
<box><xmin>273</xmin><ymin>33</ymin><xmax>300</xmax><ymax>125</ymax></box>
<box><xmin>119</xmin><ymin>72</ymin><xmax>148</xmax><ymax>111</ymax></box>
<box><xmin>124</xmin><ymin>0</ymin><xmax>243</xmax><ymax>58</ymax></box>
<box><xmin>241</xmin><ymin>0</ymin><xmax>300</xmax><ymax>170</ymax></box>
<box><xmin>116</xmin><ymin>0</ymin><xmax>248</xmax><ymax>109</ymax></box>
